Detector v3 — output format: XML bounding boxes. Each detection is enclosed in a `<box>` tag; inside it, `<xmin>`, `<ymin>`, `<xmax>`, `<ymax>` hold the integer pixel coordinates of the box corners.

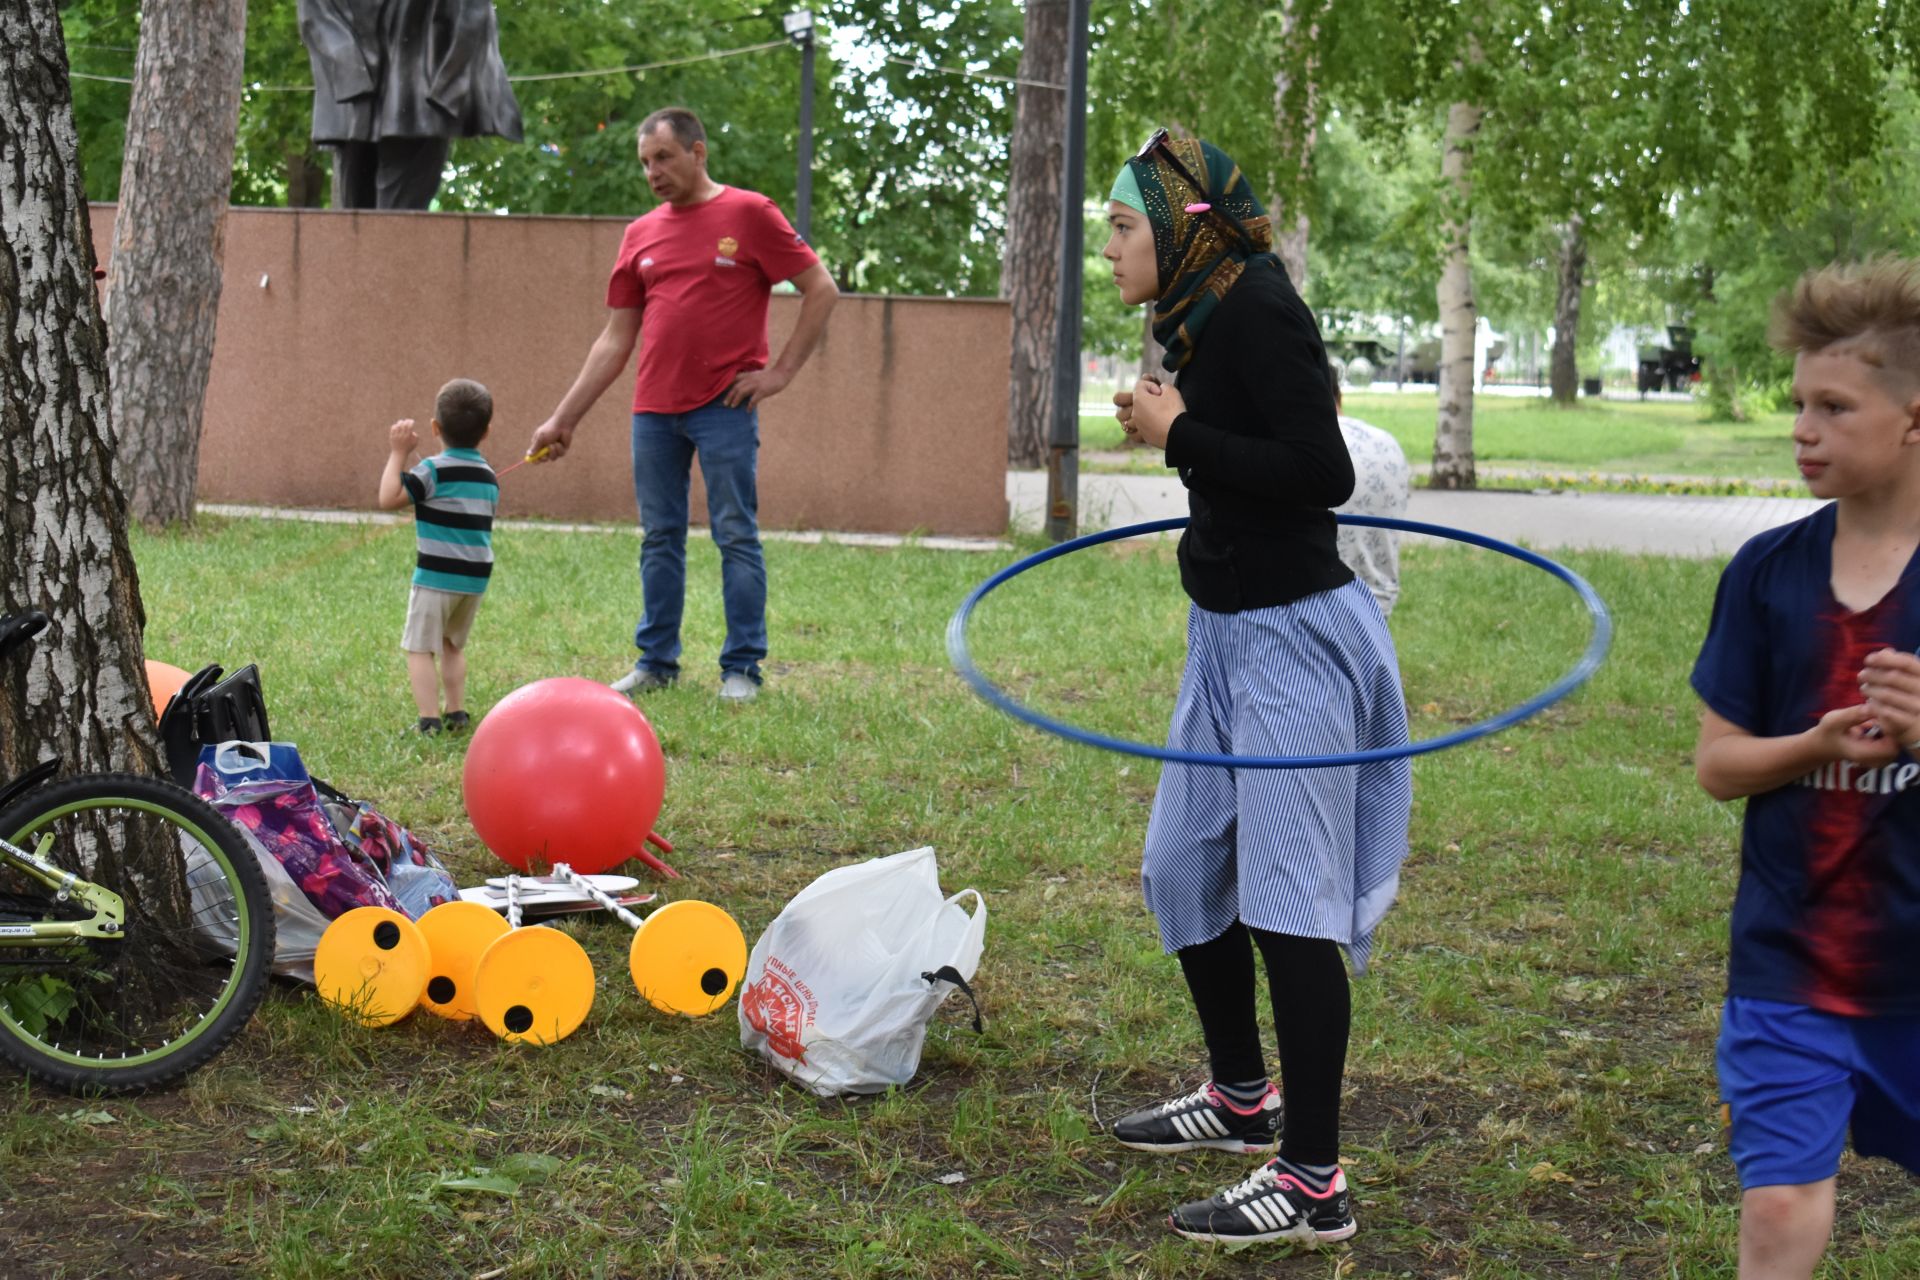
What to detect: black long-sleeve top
<box><xmin>1162</xmin><ymin>257</ymin><xmax>1356</xmax><ymax>613</ymax></box>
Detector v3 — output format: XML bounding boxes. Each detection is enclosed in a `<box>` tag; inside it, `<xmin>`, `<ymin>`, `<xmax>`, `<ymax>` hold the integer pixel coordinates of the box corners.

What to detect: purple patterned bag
<box><xmin>199</xmin><ymin>774</ymin><xmax>405</xmax><ymax>918</ymax></box>
<box><xmin>194</xmin><ymin>742</ymin><xmax>453</xmax><ymax>921</ymax></box>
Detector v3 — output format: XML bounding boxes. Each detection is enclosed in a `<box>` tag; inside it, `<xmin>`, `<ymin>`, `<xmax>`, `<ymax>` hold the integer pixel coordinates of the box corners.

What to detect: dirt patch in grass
<box><xmin>1</xmin><ymin>1091</ymin><xmax>251</xmax><ymax>1280</ymax></box>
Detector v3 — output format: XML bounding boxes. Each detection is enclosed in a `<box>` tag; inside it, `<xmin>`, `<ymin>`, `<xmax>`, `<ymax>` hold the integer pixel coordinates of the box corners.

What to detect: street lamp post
<box><xmin>784</xmin><ymin>10</ymin><xmax>816</xmax><ymax>242</ymax></box>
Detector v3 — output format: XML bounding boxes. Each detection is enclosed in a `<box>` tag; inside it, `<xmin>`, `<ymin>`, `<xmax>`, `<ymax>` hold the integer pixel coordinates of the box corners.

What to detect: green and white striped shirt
<box><xmin>400</xmin><ymin>447</ymin><xmax>498</xmax><ymax>594</ymax></box>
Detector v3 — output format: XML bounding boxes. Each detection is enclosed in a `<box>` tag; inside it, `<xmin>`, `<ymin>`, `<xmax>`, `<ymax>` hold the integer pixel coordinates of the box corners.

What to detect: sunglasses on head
<box><xmin>1134</xmin><ymin>129</ymin><xmax>1210</xmax><ymax>205</ymax></box>
<box><xmin>1134</xmin><ymin>129</ymin><xmax>1256</xmax><ymax>254</ymax></box>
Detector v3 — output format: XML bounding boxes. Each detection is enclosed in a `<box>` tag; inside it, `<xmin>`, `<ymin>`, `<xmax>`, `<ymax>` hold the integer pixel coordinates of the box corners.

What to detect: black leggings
<box><xmin>1175</xmin><ymin>922</ymin><xmax>1349</xmax><ymax>1166</ymax></box>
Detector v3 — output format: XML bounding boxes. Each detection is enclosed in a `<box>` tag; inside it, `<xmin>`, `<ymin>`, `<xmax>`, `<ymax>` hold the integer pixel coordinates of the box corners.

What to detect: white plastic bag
<box><xmin>182</xmin><ymin>821</ymin><xmax>331</xmax><ymax>983</ymax></box>
<box><xmin>739</xmin><ymin>846</ymin><xmax>985</xmax><ymax>1096</ymax></box>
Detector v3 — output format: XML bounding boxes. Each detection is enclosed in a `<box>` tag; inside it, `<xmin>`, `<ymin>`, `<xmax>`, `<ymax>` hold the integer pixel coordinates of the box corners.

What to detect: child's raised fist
<box><xmin>388</xmin><ymin>418</ymin><xmax>418</xmax><ymax>453</ymax></box>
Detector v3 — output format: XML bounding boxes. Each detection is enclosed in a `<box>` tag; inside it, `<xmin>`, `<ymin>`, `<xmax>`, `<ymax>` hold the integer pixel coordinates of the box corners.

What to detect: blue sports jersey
<box><xmin>1691</xmin><ymin>503</ymin><xmax>1920</xmax><ymax>1017</ymax></box>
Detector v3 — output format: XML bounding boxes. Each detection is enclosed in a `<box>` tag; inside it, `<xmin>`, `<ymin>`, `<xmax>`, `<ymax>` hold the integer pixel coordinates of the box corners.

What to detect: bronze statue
<box><xmin>298</xmin><ymin>0</ymin><xmax>524</xmax><ymax>210</ymax></box>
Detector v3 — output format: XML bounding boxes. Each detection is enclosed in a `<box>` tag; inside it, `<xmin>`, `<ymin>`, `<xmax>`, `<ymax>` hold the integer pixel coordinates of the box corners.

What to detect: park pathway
<box><xmin>1006</xmin><ymin>471</ymin><xmax>1825</xmax><ymax>558</ymax></box>
<box><xmin>205</xmin><ymin>473</ymin><xmax>1826</xmax><ymax>561</ymax></box>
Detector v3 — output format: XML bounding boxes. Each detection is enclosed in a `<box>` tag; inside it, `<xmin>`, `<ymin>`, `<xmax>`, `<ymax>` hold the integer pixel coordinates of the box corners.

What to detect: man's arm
<box><xmin>528</xmin><ymin>307</ymin><xmax>643</xmax><ymax>461</ymax></box>
<box><xmin>1694</xmin><ymin>703</ymin><xmax>1895</xmax><ymax>802</ymax></box>
<box><xmin>724</xmin><ymin>261</ymin><xmax>840</xmax><ymax>410</ymax></box>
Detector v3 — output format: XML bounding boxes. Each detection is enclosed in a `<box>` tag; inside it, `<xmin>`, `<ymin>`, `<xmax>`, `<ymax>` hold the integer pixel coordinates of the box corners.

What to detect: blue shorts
<box><xmin>1718</xmin><ymin>996</ymin><xmax>1920</xmax><ymax>1189</ymax></box>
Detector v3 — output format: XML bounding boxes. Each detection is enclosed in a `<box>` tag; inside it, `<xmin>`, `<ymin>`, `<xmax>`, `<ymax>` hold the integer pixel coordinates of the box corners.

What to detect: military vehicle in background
<box><xmin>1325</xmin><ymin>331</ymin><xmax>1506</xmax><ymax>386</ymax></box>
<box><xmin>1636</xmin><ymin>325</ymin><xmax>1701</xmax><ymax>394</ymax></box>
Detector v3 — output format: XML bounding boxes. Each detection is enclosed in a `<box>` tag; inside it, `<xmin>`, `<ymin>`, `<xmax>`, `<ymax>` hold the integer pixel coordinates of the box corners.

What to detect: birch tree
<box><xmin>0</xmin><ymin>0</ymin><xmax>163</xmax><ymax>780</ymax></box>
<box><xmin>1431</xmin><ymin>83</ymin><xmax>1484</xmax><ymax>489</ymax></box>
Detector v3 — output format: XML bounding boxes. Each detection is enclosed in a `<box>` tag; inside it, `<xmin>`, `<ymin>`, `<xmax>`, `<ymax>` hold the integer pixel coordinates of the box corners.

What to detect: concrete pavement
<box><xmin>208</xmin><ymin>473</ymin><xmax>1825</xmax><ymax>561</ymax></box>
<box><xmin>1007</xmin><ymin>470</ymin><xmax>1826</xmax><ymax>558</ymax></box>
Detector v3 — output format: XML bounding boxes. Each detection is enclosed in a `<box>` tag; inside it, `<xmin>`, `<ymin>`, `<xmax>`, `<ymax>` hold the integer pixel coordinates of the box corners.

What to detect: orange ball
<box><xmin>145</xmin><ymin>659</ymin><xmax>191</xmax><ymax>718</ymax></box>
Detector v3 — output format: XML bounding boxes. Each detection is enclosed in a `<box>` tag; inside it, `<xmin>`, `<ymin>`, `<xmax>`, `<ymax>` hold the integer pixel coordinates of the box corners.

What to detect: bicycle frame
<box><xmin>0</xmin><ymin>829</ymin><xmax>127</xmax><ymax>948</ymax></box>
<box><xmin>0</xmin><ymin>610</ymin><xmax>130</xmax><ymax>951</ymax></box>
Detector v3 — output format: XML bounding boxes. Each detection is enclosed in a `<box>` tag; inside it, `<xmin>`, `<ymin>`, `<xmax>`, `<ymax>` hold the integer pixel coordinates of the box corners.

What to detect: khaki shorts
<box><xmin>401</xmin><ymin>586</ymin><xmax>482</xmax><ymax>653</ymax></box>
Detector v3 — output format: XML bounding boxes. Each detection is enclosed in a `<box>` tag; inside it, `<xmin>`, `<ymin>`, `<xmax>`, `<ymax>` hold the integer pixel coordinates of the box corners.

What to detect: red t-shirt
<box><xmin>605</xmin><ymin>186</ymin><xmax>820</xmax><ymax>415</ymax></box>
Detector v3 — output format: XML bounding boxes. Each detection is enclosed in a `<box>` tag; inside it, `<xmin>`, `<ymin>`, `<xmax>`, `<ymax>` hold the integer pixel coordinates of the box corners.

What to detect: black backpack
<box><xmin>157</xmin><ymin>664</ymin><xmax>270</xmax><ymax>787</ymax></box>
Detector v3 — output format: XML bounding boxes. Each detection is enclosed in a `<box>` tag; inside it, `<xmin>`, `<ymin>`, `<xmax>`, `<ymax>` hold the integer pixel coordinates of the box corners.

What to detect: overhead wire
<box><xmin>67</xmin><ymin>37</ymin><xmax>1064</xmax><ymax>94</ymax></box>
<box><xmin>67</xmin><ymin>37</ymin><xmax>789</xmax><ymax>91</ymax></box>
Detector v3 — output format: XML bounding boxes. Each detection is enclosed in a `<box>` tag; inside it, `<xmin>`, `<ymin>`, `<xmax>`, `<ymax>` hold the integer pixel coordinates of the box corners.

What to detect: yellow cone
<box><xmin>416</xmin><ymin>900</ymin><xmax>511</xmax><ymax>1021</ymax></box>
<box><xmin>473</xmin><ymin>926</ymin><xmax>595</xmax><ymax>1045</ymax></box>
<box><xmin>629</xmin><ymin>900</ymin><xmax>747</xmax><ymax>1017</ymax></box>
<box><xmin>314</xmin><ymin>906</ymin><xmax>429</xmax><ymax>1027</ymax></box>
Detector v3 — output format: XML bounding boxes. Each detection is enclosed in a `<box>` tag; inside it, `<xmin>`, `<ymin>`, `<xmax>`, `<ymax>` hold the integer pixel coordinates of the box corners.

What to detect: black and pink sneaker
<box><xmin>1110</xmin><ymin>1082</ymin><xmax>1282</xmax><ymax>1154</ymax></box>
<box><xmin>1168</xmin><ymin>1160</ymin><xmax>1356</xmax><ymax>1246</ymax></box>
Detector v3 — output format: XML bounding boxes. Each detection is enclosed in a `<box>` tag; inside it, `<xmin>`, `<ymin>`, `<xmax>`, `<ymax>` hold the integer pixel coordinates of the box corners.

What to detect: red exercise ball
<box><xmin>462</xmin><ymin>677</ymin><xmax>666</xmax><ymax>875</ymax></box>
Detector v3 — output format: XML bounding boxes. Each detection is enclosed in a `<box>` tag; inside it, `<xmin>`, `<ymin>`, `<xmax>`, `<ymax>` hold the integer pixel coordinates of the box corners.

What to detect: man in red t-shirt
<box><xmin>528</xmin><ymin>107</ymin><xmax>838</xmax><ymax>702</ymax></box>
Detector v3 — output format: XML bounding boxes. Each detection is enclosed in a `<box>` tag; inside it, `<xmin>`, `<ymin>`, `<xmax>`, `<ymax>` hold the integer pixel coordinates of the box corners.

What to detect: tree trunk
<box><xmin>106</xmin><ymin>0</ymin><xmax>249</xmax><ymax>528</ymax></box>
<box><xmin>1140</xmin><ymin>308</ymin><xmax>1168</xmax><ymax>382</ymax></box>
<box><xmin>0</xmin><ymin>0</ymin><xmax>163</xmax><ymax>782</ymax></box>
<box><xmin>1432</xmin><ymin>95</ymin><xmax>1485</xmax><ymax>491</ymax></box>
<box><xmin>1269</xmin><ymin>0</ymin><xmax>1320</xmax><ymax>296</ymax></box>
<box><xmin>1003</xmin><ymin>0</ymin><xmax>1068</xmax><ymax>469</ymax></box>
<box><xmin>1549</xmin><ymin>216</ymin><xmax>1587</xmax><ymax>406</ymax></box>
<box><xmin>1707</xmin><ymin>361</ymin><xmax>1749</xmax><ymax>423</ymax></box>
<box><xmin>287</xmin><ymin>146</ymin><xmax>327</xmax><ymax>208</ymax></box>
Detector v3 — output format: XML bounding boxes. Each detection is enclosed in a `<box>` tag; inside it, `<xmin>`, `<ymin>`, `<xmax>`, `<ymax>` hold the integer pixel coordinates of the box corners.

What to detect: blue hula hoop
<box><xmin>945</xmin><ymin>515</ymin><xmax>1613</xmax><ymax>768</ymax></box>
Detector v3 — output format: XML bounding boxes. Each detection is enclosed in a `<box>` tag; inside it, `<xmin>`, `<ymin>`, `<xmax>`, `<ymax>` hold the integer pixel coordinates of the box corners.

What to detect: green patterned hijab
<box><xmin>1115</xmin><ymin>137</ymin><xmax>1275</xmax><ymax>371</ymax></box>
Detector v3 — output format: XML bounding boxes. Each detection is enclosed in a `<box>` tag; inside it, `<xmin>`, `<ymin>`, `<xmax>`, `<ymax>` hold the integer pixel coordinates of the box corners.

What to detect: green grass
<box><xmin>4</xmin><ymin>514</ymin><xmax>1915</xmax><ymax>1278</ymax></box>
<box><xmin>1079</xmin><ymin>393</ymin><xmax>1802</xmax><ymax>489</ymax></box>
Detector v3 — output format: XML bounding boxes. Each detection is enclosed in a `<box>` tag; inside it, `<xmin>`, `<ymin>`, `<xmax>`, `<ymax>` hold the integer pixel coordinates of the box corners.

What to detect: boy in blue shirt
<box><xmin>1692</xmin><ymin>258</ymin><xmax>1920</xmax><ymax>1279</ymax></box>
<box><xmin>378</xmin><ymin>379</ymin><xmax>500</xmax><ymax>734</ymax></box>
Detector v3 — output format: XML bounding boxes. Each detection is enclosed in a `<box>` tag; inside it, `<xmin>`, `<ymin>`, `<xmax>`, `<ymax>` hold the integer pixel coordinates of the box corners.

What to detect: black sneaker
<box><xmin>415</xmin><ymin>716</ymin><xmax>443</xmax><ymax>735</ymax></box>
<box><xmin>444</xmin><ymin>710</ymin><xmax>471</xmax><ymax>732</ymax></box>
<box><xmin>1111</xmin><ymin>1083</ymin><xmax>1281</xmax><ymax>1154</ymax></box>
<box><xmin>1168</xmin><ymin>1161</ymin><xmax>1356</xmax><ymax>1247</ymax></box>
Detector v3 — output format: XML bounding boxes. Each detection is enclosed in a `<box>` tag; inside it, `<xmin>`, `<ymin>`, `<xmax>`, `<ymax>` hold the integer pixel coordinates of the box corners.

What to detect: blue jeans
<box><xmin>630</xmin><ymin>397</ymin><xmax>766</xmax><ymax>682</ymax></box>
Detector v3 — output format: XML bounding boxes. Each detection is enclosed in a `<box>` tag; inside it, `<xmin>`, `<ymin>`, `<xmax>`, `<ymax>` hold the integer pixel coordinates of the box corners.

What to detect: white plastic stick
<box><xmin>553</xmin><ymin>862</ymin><xmax>648</xmax><ymax>932</ymax></box>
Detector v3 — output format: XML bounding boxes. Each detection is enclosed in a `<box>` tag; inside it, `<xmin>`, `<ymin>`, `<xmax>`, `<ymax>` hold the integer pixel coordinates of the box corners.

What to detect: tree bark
<box><xmin>106</xmin><ymin>0</ymin><xmax>249</xmax><ymax>528</ymax></box>
<box><xmin>1269</xmin><ymin>0</ymin><xmax>1320</xmax><ymax>296</ymax></box>
<box><xmin>1003</xmin><ymin>0</ymin><xmax>1068</xmax><ymax>469</ymax></box>
<box><xmin>0</xmin><ymin>0</ymin><xmax>163</xmax><ymax>782</ymax></box>
<box><xmin>1549</xmin><ymin>216</ymin><xmax>1587</xmax><ymax>406</ymax></box>
<box><xmin>1139</xmin><ymin>307</ymin><xmax>1167</xmax><ymax>382</ymax></box>
<box><xmin>1432</xmin><ymin>94</ymin><xmax>1485</xmax><ymax>491</ymax></box>
<box><xmin>287</xmin><ymin>146</ymin><xmax>327</xmax><ymax>208</ymax></box>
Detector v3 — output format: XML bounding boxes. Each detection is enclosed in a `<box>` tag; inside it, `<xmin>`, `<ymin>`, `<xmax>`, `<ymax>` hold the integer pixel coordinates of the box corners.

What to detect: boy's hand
<box><xmin>389</xmin><ymin>418</ymin><xmax>418</xmax><ymax>455</ymax></box>
<box><xmin>1811</xmin><ymin>703</ymin><xmax>1901</xmax><ymax>765</ymax></box>
<box><xmin>1127</xmin><ymin>376</ymin><xmax>1185</xmax><ymax>449</ymax></box>
<box><xmin>1860</xmin><ymin>648</ymin><xmax>1920</xmax><ymax>746</ymax></box>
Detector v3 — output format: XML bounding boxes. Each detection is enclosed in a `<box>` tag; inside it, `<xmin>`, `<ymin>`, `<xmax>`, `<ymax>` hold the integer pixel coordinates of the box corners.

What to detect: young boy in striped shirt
<box><xmin>377</xmin><ymin>379</ymin><xmax>500</xmax><ymax>734</ymax></box>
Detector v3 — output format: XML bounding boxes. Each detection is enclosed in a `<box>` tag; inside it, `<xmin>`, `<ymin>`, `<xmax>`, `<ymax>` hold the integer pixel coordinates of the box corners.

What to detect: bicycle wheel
<box><xmin>0</xmin><ymin>772</ymin><xmax>274</xmax><ymax>1092</ymax></box>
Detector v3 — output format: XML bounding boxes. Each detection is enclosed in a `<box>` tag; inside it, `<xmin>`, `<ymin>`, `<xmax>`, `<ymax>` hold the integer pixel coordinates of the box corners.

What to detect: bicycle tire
<box><xmin>0</xmin><ymin>772</ymin><xmax>274</xmax><ymax>1092</ymax></box>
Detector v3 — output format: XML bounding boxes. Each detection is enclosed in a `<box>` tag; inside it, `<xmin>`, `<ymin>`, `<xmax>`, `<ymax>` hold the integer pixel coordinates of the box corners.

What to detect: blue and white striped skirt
<box><xmin>1141</xmin><ymin>578</ymin><xmax>1413</xmax><ymax>973</ymax></box>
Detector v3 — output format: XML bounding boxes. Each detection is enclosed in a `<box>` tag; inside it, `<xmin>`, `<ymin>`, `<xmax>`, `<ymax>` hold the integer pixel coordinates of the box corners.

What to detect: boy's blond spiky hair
<box><xmin>1771</xmin><ymin>257</ymin><xmax>1920</xmax><ymax>393</ymax></box>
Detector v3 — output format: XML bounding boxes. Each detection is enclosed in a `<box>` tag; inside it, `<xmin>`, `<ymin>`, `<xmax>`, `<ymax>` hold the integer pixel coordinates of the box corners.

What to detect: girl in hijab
<box><xmin>1102</xmin><ymin>132</ymin><xmax>1413</xmax><ymax>1248</ymax></box>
